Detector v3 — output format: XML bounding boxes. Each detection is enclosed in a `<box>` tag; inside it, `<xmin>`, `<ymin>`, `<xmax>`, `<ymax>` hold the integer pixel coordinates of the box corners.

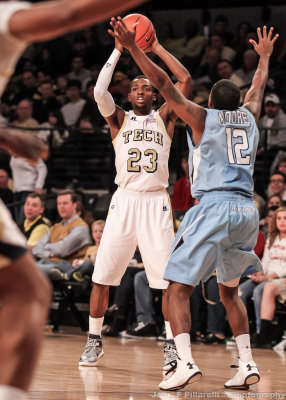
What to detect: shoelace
<box><xmin>85</xmin><ymin>338</ymin><xmax>99</xmax><ymax>354</ymax></box>
<box><xmin>164</xmin><ymin>343</ymin><xmax>177</xmax><ymax>363</ymax></box>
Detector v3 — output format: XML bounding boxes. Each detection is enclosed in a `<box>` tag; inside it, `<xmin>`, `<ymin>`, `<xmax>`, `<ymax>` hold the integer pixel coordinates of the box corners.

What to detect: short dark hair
<box><xmin>26</xmin><ymin>192</ymin><xmax>44</xmax><ymax>205</ymax></box>
<box><xmin>210</xmin><ymin>79</ymin><xmax>240</xmax><ymax>110</ymax></box>
<box><xmin>129</xmin><ymin>75</ymin><xmax>154</xmax><ymax>93</ymax></box>
<box><xmin>67</xmin><ymin>79</ymin><xmax>81</xmax><ymax>90</ymax></box>
<box><xmin>270</xmin><ymin>170</ymin><xmax>286</xmax><ymax>183</ymax></box>
<box><xmin>57</xmin><ymin>189</ymin><xmax>78</xmax><ymax>203</ymax></box>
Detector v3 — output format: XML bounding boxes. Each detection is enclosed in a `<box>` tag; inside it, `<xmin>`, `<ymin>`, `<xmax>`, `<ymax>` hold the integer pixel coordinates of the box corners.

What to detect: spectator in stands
<box><xmin>10</xmin><ymin>154</ymin><xmax>47</xmax><ymax>224</ymax></box>
<box><xmin>35</xmin><ymin>46</ymin><xmax>56</xmax><ymax>79</ymax></box>
<box><xmin>171</xmin><ymin>151</ymin><xmax>194</xmax><ymax>211</ymax></box>
<box><xmin>121</xmin><ymin>267</ymin><xmax>160</xmax><ymax>339</ymax></box>
<box><xmin>267</xmin><ymin>171</ymin><xmax>286</xmax><ymax>202</ymax></box>
<box><xmin>104</xmin><ymin>248</ymin><xmax>145</xmax><ymax>337</ymax></box>
<box><xmin>49</xmin><ymin>219</ymin><xmax>105</xmax><ymax>281</ymax></box>
<box><xmin>232</xmin><ymin>21</ymin><xmax>252</xmax><ymax>54</ymax></box>
<box><xmin>82</xmin><ymin>64</ymin><xmax>101</xmax><ymax>93</ymax></box>
<box><xmin>256</xmin><ymin>277</ymin><xmax>286</xmax><ymax>348</ymax></box>
<box><xmin>38</xmin><ymin>109</ymin><xmax>69</xmax><ymax>149</ymax></box>
<box><xmin>54</xmin><ymin>74</ymin><xmax>68</xmax><ymax>105</ymax></box>
<box><xmin>234</xmin><ymin>27</ymin><xmax>258</xmax><ymax>68</ymax></box>
<box><xmin>270</xmin><ymin>154</ymin><xmax>286</xmax><ymax>176</ymax></box>
<box><xmin>33</xmin><ymin>81</ymin><xmax>62</xmax><ymax>124</ymax></box>
<box><xmin>213</xmin><ymin>15</ymin><xmax>234</xmax><ymax>46</ymax></box>
<box><xmin>67</xmin><ymin>56</ymin><xmax>91</xmax><ymax>88</ymax></box>
<box><xmin>258</xmin><ymin>93</ymin><xmax>286</xmax><ymax>153</ymax></box>
<box><xmin>32</xmin><ymin>189</ymin><xmax>90</xmax><ymax>277</ymax></box>
<box><xmin>260</xmin><ymin>205</ymin><xmax>279</xmax><ymax>240</ymax></box>
<box><xmin>233</xmin><ymin>49</ymin><xmax>258</xmax><ymax>87</ymax></box>
<box><xmin>156</xmin><ymin>22</ymin><xmax>178</xmax><ymax>56</ymax></box>
<box><xmin>0</xmin><ymin>168</ymin><xmax>13</xmax><ymax>206</ymax></box>
<box><xmin>19</xmin><ymin>192</ymin><xmax>50</xmax><ymax>248</ymax></box>
<box><xmin>194</xmin><ymin>47</ymin><xmax>220</xmax><ymax>86</ymax></box>
<box><xmin>191</xmin><ymin>273</ymin><xmax>227</xmax><ymax>344</ymax></box>
<box><xmin>61</xmin><ymin>80</ymin><xmax>86</xmax><ymax>127</ymax></box>
<box><xmin>112</xmin><ymin>73</ymin><xmax>132</xmax><ymax>110</ymax></box>
<box><xmin>216</xmin><ymin>59</ymin><xmax>243</xmax><ymax>86</ymax></box>
<box><xmin>267</xmin><ymin>194</ymin><xmax>284</xmax><ymax>209</ymax></box>
<box><xmin>239</xmin><ymin>206</ymin><xmax>286</xmax><ymax>333</ymax></box>
<box><xmin>14</xmin><ymin>70</ymin><xmax>39</xmax><ymax>104</ymax></box>
<box><xmin>78</xmin><ymin>80</ymin><xmax>105</xmax><ymax>128</ymax></box>
<box><xmin>170</xmin><ymin>19</ymin><xmax>205</xmax><ymax>72</ymax></box>
<box><xmin>11</xmin><ymin>98</ymin><xmax>39</xmax><ymax>131</ymax></box>
<box><xmin>209</xmin><ymin>33</ymin><xmax>236</xmax><ymax>64</ymax></box>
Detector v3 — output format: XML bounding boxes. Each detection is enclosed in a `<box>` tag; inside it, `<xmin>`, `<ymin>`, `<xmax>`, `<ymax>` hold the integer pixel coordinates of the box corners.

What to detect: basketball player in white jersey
<box><xmin>79</xmin><ymin>35</ymin><xmax>191</xmax><ymax>371</ymax></box>
<box><xmin>111</xmin><ymin>20</ymin><xmax>278</xmax><ymax>391</ymax></box>
<box><xmin>0</xmin><ymin>1</ymin><xmax>147</xmax><ymax>399</ymax></box>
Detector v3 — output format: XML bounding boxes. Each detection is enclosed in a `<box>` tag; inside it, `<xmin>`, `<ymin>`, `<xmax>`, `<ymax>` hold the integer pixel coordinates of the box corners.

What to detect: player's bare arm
<box><xmin>243</xmin><ymin>26</ymin><xmax>279</xmax><ymax>123</ymax></box>
<box><xmin>144</xmin><ymin>35</ymin><xmax>191</xmax><ymax>137</ymax></box>
<box><xmin>109</xmin><ymin>17</ymin><xmax>206</xmax><ymax>144</ymax></box>
<box><xmin>9</xmin><ymin>0</ymin><xmax>149</xmax><ymax>43</ymax></box>
<box><xmin>0</xmin><ymin>128</ymin><xmax>48</xmax><ymax>163</ymax></box>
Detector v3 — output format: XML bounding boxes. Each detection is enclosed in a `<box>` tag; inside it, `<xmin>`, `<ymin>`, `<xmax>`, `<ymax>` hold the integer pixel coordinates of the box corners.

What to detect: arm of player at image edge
<box><xmin>0</xmin><ymin>128</ymin><xmax>48</xmax><ymax>163</ymax></box>
<box><xmin>243</xmin><ymin>26</ymin><xmax>279</xmax><ymax>124</ymax></box>
<box><xmin>9</xmin><ymin>0</ymin><xmax>150</xmax><ymax>43</ymax></box>
<box><xmin>108</xmin><ymin>16</ymin><xmax>206</xmax><ymax>143</ymax></box>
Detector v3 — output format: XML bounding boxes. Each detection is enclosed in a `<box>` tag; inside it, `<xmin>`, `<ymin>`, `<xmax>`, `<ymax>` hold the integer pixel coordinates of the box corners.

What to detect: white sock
<box><xmin>89</xmin><ymin>316</ymin><xmax>104</xmax><ymax>337</ymax></box>
<box><xmin>174</xmin><ymin>333</ymin><xmax>194</xmax><ymax>362</ymax></box>
<box><xmin>235</xmin><ymin>334</ymin><xmax>253</xmax><ymax>362</ymax></box>
<box><xmin>164</xmin><ymin>321</ymin><xmax>173</xmax><ymax>340</ymax></box>
<box><xmin>0</xmin><ymin>386</ymin><xmax>27</xmax><ymax>400</ymax></box>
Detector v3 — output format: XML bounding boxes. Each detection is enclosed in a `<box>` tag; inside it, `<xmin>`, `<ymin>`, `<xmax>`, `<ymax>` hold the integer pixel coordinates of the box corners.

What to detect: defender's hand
<box><xmin>249</xmin><ymin>26</ymin><xmax>279</xmax><ymax>58</ymax></box>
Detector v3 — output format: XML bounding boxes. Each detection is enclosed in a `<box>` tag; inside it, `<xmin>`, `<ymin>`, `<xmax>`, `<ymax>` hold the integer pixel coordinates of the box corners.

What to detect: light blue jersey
<box><xmin>163</xmin><ymin>106</ymin><xmax>262</xmax><ymax>286</ymax></box>
<box><xmin>187</xmin><ymin>107</ymin><xmax>258</xmax><ymax>200</ymax></box>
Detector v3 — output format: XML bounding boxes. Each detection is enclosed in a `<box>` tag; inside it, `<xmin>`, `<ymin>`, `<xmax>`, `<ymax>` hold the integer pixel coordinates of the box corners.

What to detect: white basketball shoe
<box><xmin>224</xmin><ymin>359</ymin><xmax>260</xmax><ymax>389</ymax></box>
<box><xmin>159</xmin><ymin>359</ymin><xmax>202</xmax><ymax>391</ymax></box>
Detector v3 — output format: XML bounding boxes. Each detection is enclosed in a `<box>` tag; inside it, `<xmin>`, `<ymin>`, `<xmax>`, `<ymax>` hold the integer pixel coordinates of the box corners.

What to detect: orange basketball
<box><xmin>123</xmin><ymin>13</ymin><xmax>155</xmax><ymax>50</ymax></box>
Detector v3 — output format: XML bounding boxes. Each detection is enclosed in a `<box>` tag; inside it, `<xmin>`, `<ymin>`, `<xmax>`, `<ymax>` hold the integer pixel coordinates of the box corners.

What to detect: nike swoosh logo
<box><xmin>145</xmin><ymin>26</ymin><xmax>153</xmax><ymax>42</ymax></box>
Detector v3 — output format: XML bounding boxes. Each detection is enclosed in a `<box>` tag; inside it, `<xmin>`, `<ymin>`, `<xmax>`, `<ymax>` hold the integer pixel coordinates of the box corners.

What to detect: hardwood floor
<box><xmin>28</xmin><ymin>330</ymin><xmax>286</xmax><ymax>400</ymax></box>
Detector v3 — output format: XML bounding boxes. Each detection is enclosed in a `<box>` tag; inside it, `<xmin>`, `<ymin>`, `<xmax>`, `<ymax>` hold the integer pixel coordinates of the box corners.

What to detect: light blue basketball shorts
<box><xmin>164</xmin><ymin>191</ymin><xmax>263</xmax><ymax>286</ymax></box>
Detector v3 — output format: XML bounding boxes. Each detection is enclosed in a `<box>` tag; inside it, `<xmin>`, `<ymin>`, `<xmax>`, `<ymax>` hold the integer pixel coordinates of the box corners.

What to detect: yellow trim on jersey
<box><xmin>112</xmin><ymin>112</ymin><xmax>129</xmax><ymax>148</ymax></box>
<box><xmin>156</xmin><ymin>111</ymin><xmax>172</xmax><ymax>143</ymax></box>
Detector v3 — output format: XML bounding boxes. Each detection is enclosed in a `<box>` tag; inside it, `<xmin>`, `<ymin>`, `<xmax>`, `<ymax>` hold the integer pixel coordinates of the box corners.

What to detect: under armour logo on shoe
<box><xmin>187</xmin><ymin>362</ymin><xmax>194</xmax><ymax>370</ymax></box>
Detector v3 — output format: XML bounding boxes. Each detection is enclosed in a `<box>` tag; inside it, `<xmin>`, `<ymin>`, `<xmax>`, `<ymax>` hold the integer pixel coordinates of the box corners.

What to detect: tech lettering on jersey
<box><xmin>122</xmin><ymin>129</ymin><xmax>163</xmax><ymax>146</ymax></box>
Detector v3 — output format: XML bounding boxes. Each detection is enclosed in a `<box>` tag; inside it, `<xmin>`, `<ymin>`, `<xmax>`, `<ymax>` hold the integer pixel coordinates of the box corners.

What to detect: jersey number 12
<box><xmin>226</xmin><ymin>127</ymin><xmax>250</xmax><ymax>165</ymax></box>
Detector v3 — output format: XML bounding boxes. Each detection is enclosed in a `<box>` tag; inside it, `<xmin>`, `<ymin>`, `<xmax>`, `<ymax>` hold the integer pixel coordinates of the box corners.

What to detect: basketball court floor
<box><xmin>28</xmin><ymin>329</ymin><xmax>286</xmax><ymax>399</ymax></box>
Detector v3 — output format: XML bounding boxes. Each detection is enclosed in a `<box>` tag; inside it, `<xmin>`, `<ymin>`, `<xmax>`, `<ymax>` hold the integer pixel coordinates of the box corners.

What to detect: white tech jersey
<box><xmin>113</xmin><ymin>110</ymin><xmax>172</xmax><ymax>192</ymax></box>
<box><xmin>0</xmin><ymin>1</ymin><xmax>30</xmax><ymax>95</ymax></box>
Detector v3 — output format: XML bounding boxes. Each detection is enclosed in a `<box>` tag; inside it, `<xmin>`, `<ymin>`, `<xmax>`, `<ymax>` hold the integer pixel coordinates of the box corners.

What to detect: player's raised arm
<box><xmin>146</xmin><ymin>36</ymin><xmax>191</xmax><ymax>99</ymax></box>
<box><xmin>243</xmin><ymin>26</ymin><xmax>278</xmax><ymax>123</ymax></box>
<box><xmin>109</xmin><ymin>17</ymin><xmax>206</xmax><ymax>144</ymax></box>
<box><xmin>9</xmin><ymin>0</ymin><xmax>149</xmax><ymax>43</ymax></box>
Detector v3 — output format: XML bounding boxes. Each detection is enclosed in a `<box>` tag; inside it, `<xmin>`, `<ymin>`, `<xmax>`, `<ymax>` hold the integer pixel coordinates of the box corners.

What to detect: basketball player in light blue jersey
<box><xmin>110</xmin><ymin>21</ymin><xmax>278</xmax><ymax>391</ymax></box>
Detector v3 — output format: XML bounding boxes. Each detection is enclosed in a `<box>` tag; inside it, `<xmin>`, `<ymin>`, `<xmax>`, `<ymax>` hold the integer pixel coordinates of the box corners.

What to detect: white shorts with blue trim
<box><xmin>164</xmin><ymin>191</ymin><xmax>262</xmax><ymax>286</ymax></box>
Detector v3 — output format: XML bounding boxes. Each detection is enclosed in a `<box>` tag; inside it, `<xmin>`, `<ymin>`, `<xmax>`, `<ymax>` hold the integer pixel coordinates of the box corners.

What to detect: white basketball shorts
<box><xmin>92</xmin><ymin>187</ymin><xmax>174</xmax><ymax>289</ymax></box>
